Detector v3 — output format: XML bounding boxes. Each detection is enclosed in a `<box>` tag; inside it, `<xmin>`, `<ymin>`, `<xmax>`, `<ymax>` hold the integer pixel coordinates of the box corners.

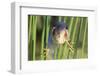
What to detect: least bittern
<box><xmin>43</xmin><ymin>21</ymin><xmax>74</xmax><ymax>59</ymax></box>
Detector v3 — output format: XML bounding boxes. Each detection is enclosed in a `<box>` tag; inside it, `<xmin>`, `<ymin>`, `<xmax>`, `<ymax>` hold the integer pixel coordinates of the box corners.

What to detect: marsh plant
<box><xmin>28</xmin><ymin>15</ymin><xmax>88</xmax><ymax>60</ymax></box>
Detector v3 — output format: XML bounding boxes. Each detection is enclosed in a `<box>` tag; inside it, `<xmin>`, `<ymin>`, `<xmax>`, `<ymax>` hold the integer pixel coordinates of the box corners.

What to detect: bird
<box><xmin>52</xmin><ymin>21</ymin><xmax>73</xmax><ymax>50</ymax></box>
<box><xmin>43</xmin><ymin>17</ymin><xmax>73</xmax><ymax>60</ymax></box>
<box><xmin>52</xmin><ymin>21</ymin><xmax>68</xmax><ymax>44</ymax></box>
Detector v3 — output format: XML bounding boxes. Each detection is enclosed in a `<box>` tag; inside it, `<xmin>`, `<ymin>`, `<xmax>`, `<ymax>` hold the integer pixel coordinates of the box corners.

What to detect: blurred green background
<box><xmin>28</xmin><ymin>15</ymin><xmax>88</xmax><ymax>60</ymax></box>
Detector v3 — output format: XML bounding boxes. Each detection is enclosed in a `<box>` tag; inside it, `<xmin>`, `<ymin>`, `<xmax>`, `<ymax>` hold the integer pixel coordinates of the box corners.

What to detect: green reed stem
<box><xmin>45</xmin><ymin>16</ymin><xmax>50</xmax><ymax>48</ymax></box>
<box><xmin>28</xmin><ymin>16</ymin><xmax>32</xmax><ymax>45</ymax></box>
<box><xmin>67</xmin><ymin>17</ymin><xmax>74</xmax><ymax>59</ymax></box>
<box><xmin>41</xmin><ymin>16</ymin><xmax>46</xmax><ymax>60</ymax></box>
<box><xmin>82</xmin><ymin>18</ymin><xmax>88</xmax><ymax>57</ymax></box>
<box><xmin>68</xmin><ymin>17</ymin><xmax>74</xmax><ymax>38</ymax></box>
<box><xmin>62</xmin><ymin>43</ymin><xmax>67</xmax><ymax>59</ymax></box>
<box><xmin>58</xmin><ymin>45</ymin><xmax>63</xmax><ymax>59</ymax></box>
<box><xmin>59</xmin><ymin>16</ymin><xmax>62</xmax><ymax>22</ymax></box>
<box><xmin>71</xmin><ymin>17</ymin><xmax>79</xmax><ymax>58</ymax></box>
<box><xmin>32</xmin><ymin>16</ymin><xmax>37</xmax><ymax>60</ymax></box>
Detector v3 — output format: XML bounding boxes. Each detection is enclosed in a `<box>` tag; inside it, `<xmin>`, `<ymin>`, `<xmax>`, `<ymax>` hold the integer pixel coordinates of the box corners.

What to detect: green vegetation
<box><xmin>28</xmin><ymin>15</ymin><xmax>88</xmax><ymax>60</ymax></box>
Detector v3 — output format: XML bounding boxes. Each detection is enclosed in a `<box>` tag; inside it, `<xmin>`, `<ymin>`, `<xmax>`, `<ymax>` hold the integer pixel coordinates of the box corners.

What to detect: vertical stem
<box><xmin>78</xmin><ymin>18</ymin><xmax>83</xmax><ymax>57</ymax></box>
<box><xmin>45</xmin><ymin>16</ymin><xmax>50</xmax><ymax>48</ymax></box>
<box><xmin>72</xmin><ymin>17</ymin><xmax>79</xmax><ymax>42</ymax></box>
<box><xmin>32</xmin><ymin>16</ymin><xmax>37</xmax><ymax>60</ymax></box>
<box><xmin>28</xmin><ymin>15</ymin><xmax>33</xmax><ymax>60</ymax></box>
<box><xmin>73</xmin><ymin>18</ymin><xmax>81</xmax><ymax>58</ymax></box>
<box><xmin>54</xmin><ymin>47</ymin><xmax>58</xmax><ymax>59</ymax></box>
<box><xmin>41</xmin><ymin>16</ymin><xmax>46</xmax><ymax>60</ymax></box>
<box><xmin>71</xmin><ymin>17</ymin><xmax>79</xmax><ymax>58</ymax></box>
<box><xmin>67</xmin><ymin>17</ymin><xmax>74</xmax><ymax>59</ymax></box>
<box><xmin>79</xmin><ymin>18</ymin><xmax>84</xmax><ymax>41</ymax></box>
<box><xmin>64</xmin><ymin>16</ymin><xmax>67</xmax><ymax>23</ymax></box>
<box><xmin>68</xmin><ymin>17</ymin><xmax>74</xmax><ymax>38</ymax></box>
<box><xmin>59</xmin><ymin>16</ymin><xmax>62</xmax><ymax>22</ymax></box>
<box><xmin>82</xmin><ymin>18</ymin><xmax>88</xmax><ymax>57</ymax></box>
<box><xmin>62</xmin><ymin>43</ymin><xmax>67</xmax><ymax>59</ymax></box>
<box><xmin>44</xmin><ymin>16</ymin><xmax>50</xmax><ymax>60</ymax></box>
<box><xmin>58</xmin><ymin>45</ymin><xmax>62</xmax><ymax>59</ymax></box>
<box><xmin>28</xmin><ymin>16</ymin><xmax>32</xmax><ymax>45</ymax></box>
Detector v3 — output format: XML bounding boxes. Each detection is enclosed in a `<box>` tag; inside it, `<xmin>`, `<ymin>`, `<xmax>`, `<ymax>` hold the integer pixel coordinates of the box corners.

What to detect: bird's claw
<box><xmin>41</xmin><ymin>48</ymin><xmax>49</xmax><ymax>60</ymax></box>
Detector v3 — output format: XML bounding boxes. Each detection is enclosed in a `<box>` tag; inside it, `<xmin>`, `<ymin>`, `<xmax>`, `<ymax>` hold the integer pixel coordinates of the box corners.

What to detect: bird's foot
<box><xmin>42</xmin><ymin>48</ymin><xmax>49</xmax><ymax>60</ymax></box>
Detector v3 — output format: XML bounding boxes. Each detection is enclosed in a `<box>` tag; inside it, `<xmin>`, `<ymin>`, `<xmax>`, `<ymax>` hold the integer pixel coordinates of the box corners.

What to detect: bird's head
<box><xmin>52</xmin><ymin>22</ymin><xmax>68</xmax><ymax>44</ymax></box>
